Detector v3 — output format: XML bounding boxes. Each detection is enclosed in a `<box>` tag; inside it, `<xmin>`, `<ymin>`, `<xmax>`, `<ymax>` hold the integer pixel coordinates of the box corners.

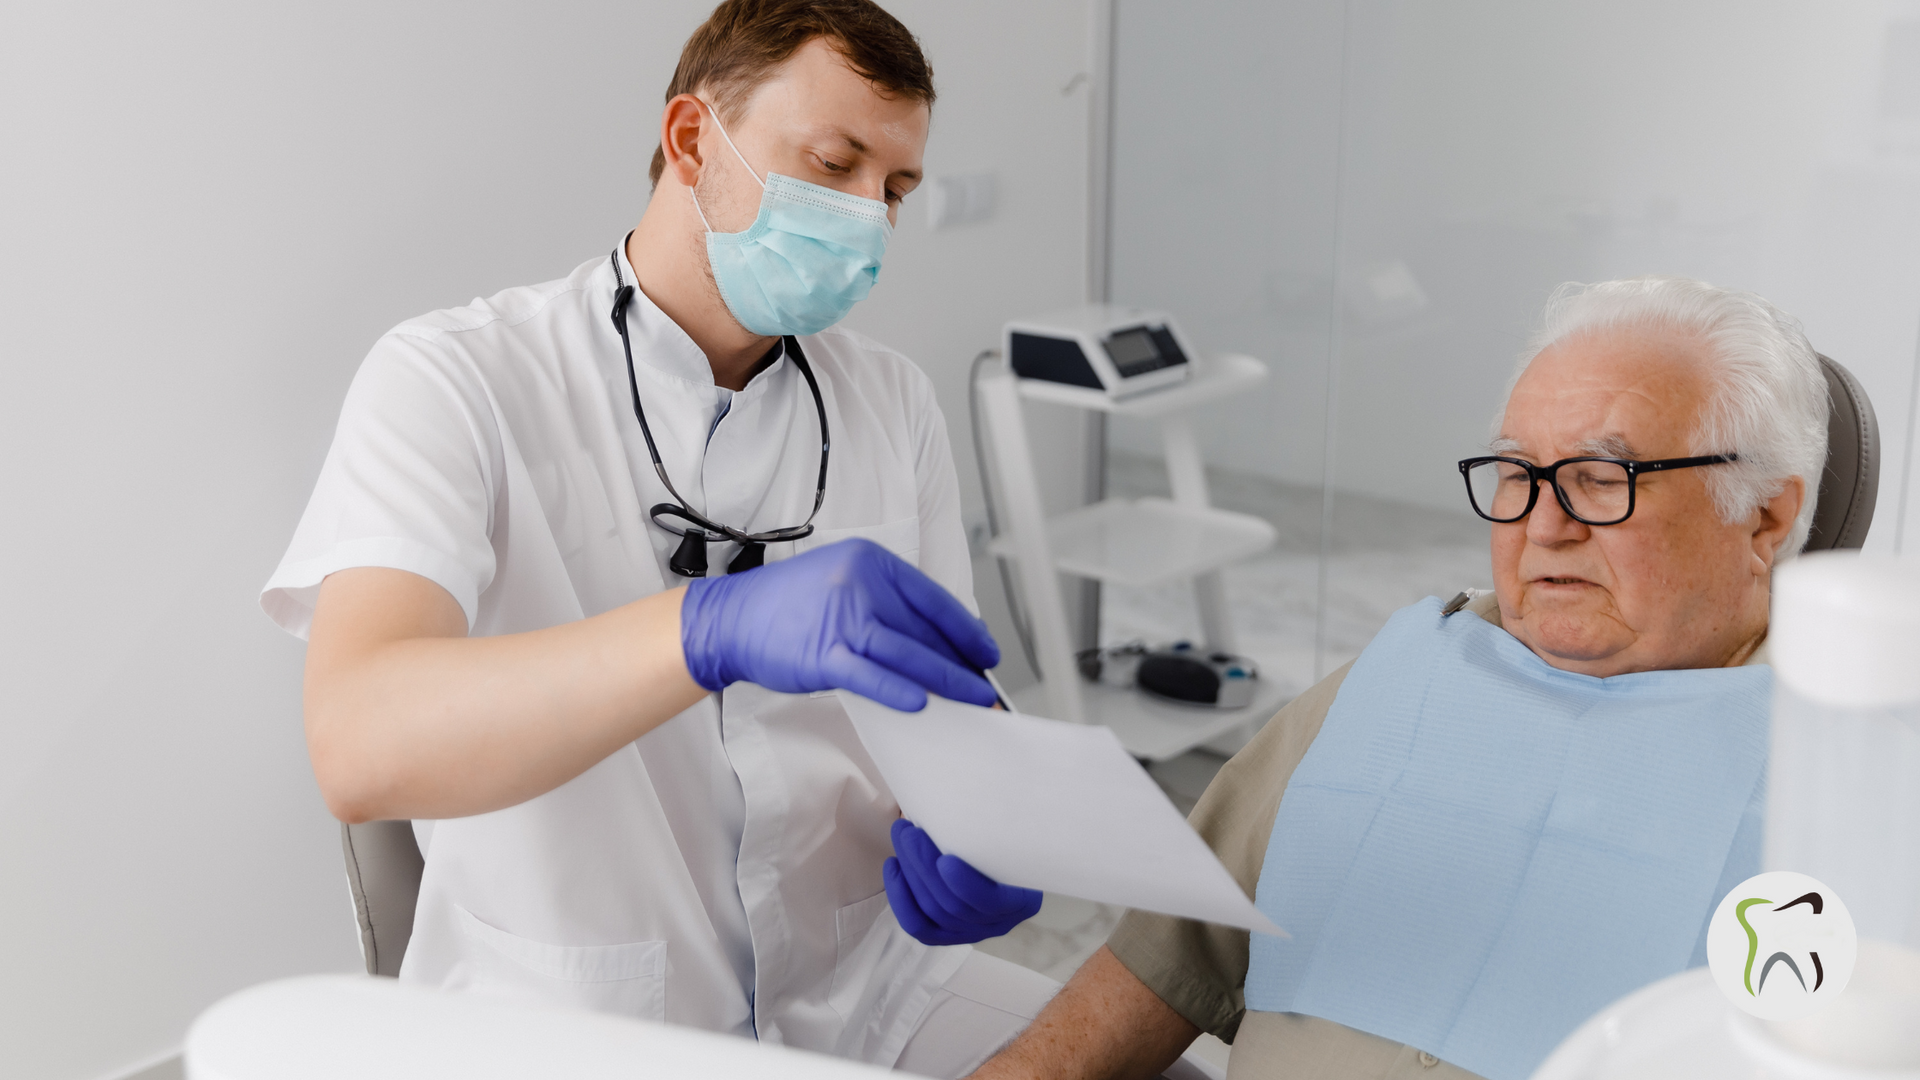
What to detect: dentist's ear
<box><xmin>658</xmin><ymin>94</ymin><xmax>714</xmax><ymax>190</ymax></box>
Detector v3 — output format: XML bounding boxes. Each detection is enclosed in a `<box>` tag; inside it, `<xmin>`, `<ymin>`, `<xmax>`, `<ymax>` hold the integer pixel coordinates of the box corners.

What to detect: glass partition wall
<box><xmin>1101</xmin><ymin>0</ymin><xmax>1920</xmax><ymax>698</ymax></box>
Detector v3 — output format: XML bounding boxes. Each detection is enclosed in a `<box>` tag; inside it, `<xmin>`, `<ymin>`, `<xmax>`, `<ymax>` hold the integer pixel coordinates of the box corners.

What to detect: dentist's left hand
<box><xmin>679</xmin><ymin>537</ymin><xmax>1001</xmax><ymax>711</ymax></box>
<box><xmin>884</xmin><ymin>818</ymin><xmax>1043</xmax><ymax>946</ymax></box>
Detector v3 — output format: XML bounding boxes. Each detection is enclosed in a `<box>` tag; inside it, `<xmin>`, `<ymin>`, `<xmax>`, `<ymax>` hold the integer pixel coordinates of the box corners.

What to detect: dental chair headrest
<box><xmin>1802</xmin><ymin>353</ymin><xmax>1879</xmax><ymax>552</ymax></box>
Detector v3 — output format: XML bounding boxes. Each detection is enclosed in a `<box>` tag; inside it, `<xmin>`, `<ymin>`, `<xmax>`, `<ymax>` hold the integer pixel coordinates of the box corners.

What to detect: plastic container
<box><xmin>1767</xmin><ymin>552</ymin><xmax>1920</xmax><ymax>949</ymax></box>
<box><xmin>1764</xmin><ymin>552</ymin><xmax>1920</xmax><ymax>1068</ymax></box>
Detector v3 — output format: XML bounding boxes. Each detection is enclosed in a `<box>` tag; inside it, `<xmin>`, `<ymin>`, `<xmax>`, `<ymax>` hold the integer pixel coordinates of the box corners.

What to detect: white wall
<box><xmin>846</xmin><ymin>1</ymin><xmax>1094</xmax><ymax>518</ymax></box>
<box><xmin>1110</xmin><ymin>0</ymin><xmax>1920</xmax><ymax>551</ymax></box>
<box><xmin>1326</xmin><ymin>0</ymin><xmax>1920</xmax><ymax>543</ymax></box>
<box><xmin>0</xmin><ymin>2</ymin><xmax>1091</xmax><ymax>1076</ymax></box>
<box><xmin>1108</xmin><ymin>0</ymin><xmax>1345</xmax><ymax>491</ymax></box>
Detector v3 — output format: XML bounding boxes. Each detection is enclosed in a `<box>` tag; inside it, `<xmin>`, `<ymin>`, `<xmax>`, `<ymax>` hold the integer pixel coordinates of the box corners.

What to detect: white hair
<box><xmin>1507</xmin><ymin>277</ymin><xmax>1829</xmax><ymax>557</ymax></box>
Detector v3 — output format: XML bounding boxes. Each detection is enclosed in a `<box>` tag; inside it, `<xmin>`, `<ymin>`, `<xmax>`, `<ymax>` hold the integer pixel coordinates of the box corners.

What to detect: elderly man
<box><xmin>968</xmin><ymin>277</ymin><xmax>1828</xmax><ymax>1080</ymax></box>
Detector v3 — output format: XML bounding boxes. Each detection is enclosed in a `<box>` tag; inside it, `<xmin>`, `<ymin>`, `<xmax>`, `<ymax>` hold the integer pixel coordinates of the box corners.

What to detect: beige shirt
<box><xmin>1107</xmin><ymin>593</ymin><xmax>1768</xmax><ymax>1080</ymax></box>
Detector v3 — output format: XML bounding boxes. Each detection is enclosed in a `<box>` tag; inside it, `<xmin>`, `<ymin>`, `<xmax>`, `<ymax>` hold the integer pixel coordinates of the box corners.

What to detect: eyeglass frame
<box><xmin>1456</xmin><ymin>452</ymin><xmax>1738</xmax><ymax>526</ymax></box>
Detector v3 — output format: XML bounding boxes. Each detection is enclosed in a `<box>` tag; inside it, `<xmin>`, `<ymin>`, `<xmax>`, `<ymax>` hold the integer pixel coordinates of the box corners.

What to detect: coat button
<box><xmin>1417</xmin><ymin>1051</ymin><xmax>1439</xmax><ymax>1068</ymax></box>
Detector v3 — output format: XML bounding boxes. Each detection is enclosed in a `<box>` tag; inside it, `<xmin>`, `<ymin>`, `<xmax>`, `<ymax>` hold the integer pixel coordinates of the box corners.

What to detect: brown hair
<box><xmin>649</xmin><ymin>0</ymin><xmax>936</xmax><ymax>186</ymax></box>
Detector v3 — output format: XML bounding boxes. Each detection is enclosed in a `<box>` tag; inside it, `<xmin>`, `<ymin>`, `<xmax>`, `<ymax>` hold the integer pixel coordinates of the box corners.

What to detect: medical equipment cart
<box><xmin>975</xmin><ymin>349</ymin><xmax>1286</xmax><ymax>761</ymax></box>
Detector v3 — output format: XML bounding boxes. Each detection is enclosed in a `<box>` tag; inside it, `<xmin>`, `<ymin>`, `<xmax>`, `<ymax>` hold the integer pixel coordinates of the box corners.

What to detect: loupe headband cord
<box><xmin>611</xmin><ymin>279</ymin><xmax>704</xmax><ymax>526</ymax></box>
<box><xmin>609</xmin><ymin>246</ymin><xmax>828</xmax><ymax>542</ymax></box>
<box><xmin>794</xmin><ymin>342</ymin><xmax>830</xmax><ymax>519</ymax></box>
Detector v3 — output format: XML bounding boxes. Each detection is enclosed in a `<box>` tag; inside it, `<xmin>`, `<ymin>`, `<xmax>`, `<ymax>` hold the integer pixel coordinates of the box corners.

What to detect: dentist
<box><xmin>261</xmin><ymin>2</ymin><xmax>1047</xmax><ymax>1074</ymax></box>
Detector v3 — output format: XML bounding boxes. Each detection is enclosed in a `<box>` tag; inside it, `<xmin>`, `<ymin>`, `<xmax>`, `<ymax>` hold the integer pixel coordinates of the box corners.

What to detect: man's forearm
<box><xmin>971</xmin><ymin>946</ymin><xmax>1200</xmax><ymax>1080</ymax></box>
<box><xmin>304</xmin><ymin>567</ymin><xmax>706</xmax><ymax>823</ymax></box>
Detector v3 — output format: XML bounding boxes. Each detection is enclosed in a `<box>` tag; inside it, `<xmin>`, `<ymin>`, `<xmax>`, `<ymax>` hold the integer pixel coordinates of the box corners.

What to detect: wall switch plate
<box><xmin>926</xmin><ymin>172</ymin><xmax>997</xmax><ymax>230</ymax></box>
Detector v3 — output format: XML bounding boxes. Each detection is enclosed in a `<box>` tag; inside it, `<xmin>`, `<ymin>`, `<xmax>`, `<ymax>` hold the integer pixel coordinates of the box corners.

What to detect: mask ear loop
<box><xmin>686</xmin><ymin>98</ymin><xmax>765</xmax><ymax>230</ymax></box>
<box><xmin>702</xmin><ymin>101</ymin><xmax>766</xmax><ymax>188</ymax></box>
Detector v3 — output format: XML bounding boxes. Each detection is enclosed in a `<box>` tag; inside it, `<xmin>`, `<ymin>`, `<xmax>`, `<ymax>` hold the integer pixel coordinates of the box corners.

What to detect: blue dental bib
<box><xmin>1244</xmin><ymin>597</ymin><xmax>1769</xmax><ymax>1080</ymax></box>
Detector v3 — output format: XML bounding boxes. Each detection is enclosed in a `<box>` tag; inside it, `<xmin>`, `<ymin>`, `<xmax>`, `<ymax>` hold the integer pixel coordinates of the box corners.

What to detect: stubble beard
<box><xmin>686</xmin><ymin>180</ymin><xmax>727</xmax><ymax>317</ymax></box>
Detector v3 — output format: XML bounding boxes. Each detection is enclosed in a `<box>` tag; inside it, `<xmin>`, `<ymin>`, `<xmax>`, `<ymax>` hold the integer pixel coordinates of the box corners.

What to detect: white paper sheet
<box><xmin>841</xmin><ymin>692</ymin><xmax>1286</xmax><ymax>936</ymax></box>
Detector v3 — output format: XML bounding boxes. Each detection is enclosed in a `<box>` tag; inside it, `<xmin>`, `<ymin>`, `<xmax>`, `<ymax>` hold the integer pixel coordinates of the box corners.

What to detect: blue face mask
<box><xmin>690</xmin><ymin>106</ymin><xmax>893</xmax><ymax>337</ymax></box>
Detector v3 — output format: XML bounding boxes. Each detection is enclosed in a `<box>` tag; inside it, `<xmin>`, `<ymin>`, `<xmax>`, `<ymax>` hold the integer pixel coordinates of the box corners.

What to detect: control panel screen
<box><xmin>1105</xmin><ymin>328</ymin><xmax>1159</xmax><ymax>369</ymax></box>
<box><xmin>1104</xmin><ymin>325</ymin><xmax>1189</xmax><ymax>378</ymax></box>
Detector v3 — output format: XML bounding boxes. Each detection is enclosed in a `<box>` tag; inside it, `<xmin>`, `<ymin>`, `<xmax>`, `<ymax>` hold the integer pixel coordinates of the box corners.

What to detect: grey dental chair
<box><xmin>336</xmin><ymin>353</ymin><xmax>1881</xmax><ymax>978</ymax></box>
<box><xmin>1803</xmin><ymin>354</ymin><xmax>1879</xmax><ymax>552</ymax></box>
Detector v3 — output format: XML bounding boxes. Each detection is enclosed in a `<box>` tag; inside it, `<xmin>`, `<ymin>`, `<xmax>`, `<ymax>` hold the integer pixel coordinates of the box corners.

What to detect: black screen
<box><xmin>1105</xmin><ymin>329</ymin><xmax>1160</xmax><ymax>371</ymax></box>
<box><xmin>1010</xmin><ymin>331</ymin><xmax>1104</xmax><ymax>389</ymax></box>
<box><xmin>1105</xmin><ymin>325</ymin><xmax>1188</xmax><ymax>377</ymax></box>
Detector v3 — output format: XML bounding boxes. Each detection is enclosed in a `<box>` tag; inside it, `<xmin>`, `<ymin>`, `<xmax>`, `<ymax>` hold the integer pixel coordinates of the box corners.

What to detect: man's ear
<box><xmin>1754</xmin><ymin>474</ymin><xmax>1807</xmax><ymax>572</ymax></box>
<box><xmin>658</xmin><ymin>94</ymin><xmax>711</xmax><ymax>190</ymax></box>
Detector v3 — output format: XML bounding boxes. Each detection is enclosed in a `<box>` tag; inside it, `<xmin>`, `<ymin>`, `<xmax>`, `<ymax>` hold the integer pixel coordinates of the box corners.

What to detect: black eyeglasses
<box><xmin>1457</xmin><ymin>453</ymin><xmax>1737</xmax><ymax>526</ymax></box>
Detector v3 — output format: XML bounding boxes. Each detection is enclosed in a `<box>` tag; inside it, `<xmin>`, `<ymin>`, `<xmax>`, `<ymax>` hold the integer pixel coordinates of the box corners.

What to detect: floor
<box><xmin>975</xmin><ymin>454</ymin><xmax>1491</xmax><ymax>1070</ymax></box>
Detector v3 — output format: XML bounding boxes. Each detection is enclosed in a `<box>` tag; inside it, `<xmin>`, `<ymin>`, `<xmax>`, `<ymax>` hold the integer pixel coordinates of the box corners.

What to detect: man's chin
<box><xmin>1510</xmin><ymin>598</ymin><xmax>1629</xmax><ymax>666</ymax></box>
<box><xmin>1530</xmin><ymin>637</ymin><xmax>1624</xmax><ymax>667</ymax></box>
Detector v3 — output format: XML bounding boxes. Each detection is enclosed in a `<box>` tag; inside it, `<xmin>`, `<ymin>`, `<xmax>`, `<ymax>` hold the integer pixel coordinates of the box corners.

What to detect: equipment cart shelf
<box><xmin>990</xmin><ymin>498</ymin><xmax>1273</xmax><ymax>588</ymax></box>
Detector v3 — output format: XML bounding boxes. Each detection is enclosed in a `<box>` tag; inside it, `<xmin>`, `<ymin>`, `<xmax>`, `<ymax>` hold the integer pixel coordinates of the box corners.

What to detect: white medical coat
<box><xmin>261</xmin><ymin>246</ymin><xmax>975</xmax><ymax>1064</ymax></box>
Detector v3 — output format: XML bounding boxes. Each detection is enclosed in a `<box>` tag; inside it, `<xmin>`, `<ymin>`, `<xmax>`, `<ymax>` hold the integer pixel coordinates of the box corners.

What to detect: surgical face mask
<box><xmin>689</xmin><ymin>105</ymin><xmax>893</xmax><ymax>337</ymax></box>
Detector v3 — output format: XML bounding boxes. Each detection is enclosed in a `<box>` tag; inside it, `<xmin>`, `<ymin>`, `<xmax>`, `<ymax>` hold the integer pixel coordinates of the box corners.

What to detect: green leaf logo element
<box><xmin>1737</xmin><ymin>897</ymin><xmax>1772</xmax><ymax>996</ymax></box>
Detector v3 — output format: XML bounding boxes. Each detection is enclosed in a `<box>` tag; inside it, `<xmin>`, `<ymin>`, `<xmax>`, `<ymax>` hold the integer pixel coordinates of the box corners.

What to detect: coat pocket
<box><xmin>827</xmin><ymin>889</ymin><xmax>898</xmax><ymax>1022</ymax></box>
<box><xmin>451</xmin><ymin>905</ymin><xmax>668</xmax><ymax>1021</ymax></box>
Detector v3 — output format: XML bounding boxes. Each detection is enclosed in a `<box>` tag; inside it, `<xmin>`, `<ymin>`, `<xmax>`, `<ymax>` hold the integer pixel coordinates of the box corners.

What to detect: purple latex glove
<box><xmin>680</xmin><ymin>538</ymin><xmax>999</xmax><ymax>711</ymax></box>
<box><xmin>884</xmin><ymin>818</ymin><xmax>1043</xmax><ymax>946</ymax></box>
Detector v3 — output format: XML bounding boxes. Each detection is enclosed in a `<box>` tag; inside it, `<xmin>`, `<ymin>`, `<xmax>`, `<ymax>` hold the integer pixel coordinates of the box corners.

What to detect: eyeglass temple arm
<box><xmin>613</xmin><ymin>273</ymin><xmax>731</xmax><ymax>542</ymax></box>
<box><xmin>1631</xmin><ymin>453</ymin><xmax>1738</xmax><ymax>473</ymax></box>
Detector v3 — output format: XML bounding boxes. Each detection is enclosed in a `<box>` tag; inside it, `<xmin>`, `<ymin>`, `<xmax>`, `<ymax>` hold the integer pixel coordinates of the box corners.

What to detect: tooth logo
<box><xmin>1706</xmin><ymin>871</ymin><xmax>1857</xmax><ymax>1020</ymax></box>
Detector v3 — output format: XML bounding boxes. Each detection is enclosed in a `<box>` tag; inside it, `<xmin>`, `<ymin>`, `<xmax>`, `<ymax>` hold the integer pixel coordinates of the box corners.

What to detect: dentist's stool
<box><xmin>340</xmin><ymin>820</ymin><xmax>420</xmax><ymax>977</ymax></box>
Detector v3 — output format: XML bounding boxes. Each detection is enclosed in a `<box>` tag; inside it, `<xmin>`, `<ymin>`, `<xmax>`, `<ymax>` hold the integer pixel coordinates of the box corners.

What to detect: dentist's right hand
<box><xmin>680</xmin><ymin>537</ymin><xmax>1001</xmax><ymax>711</ymax></box>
